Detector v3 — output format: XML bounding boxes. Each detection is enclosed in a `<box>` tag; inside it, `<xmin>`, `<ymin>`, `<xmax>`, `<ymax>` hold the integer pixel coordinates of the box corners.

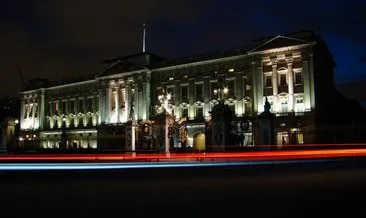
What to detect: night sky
<box><xmin>1</xmin><ymin>0</ymin><xmax>366</xmax><ymax>98</ymax></box>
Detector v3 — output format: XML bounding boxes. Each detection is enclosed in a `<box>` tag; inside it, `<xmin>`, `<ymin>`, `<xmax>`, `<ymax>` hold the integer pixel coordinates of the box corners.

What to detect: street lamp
<box><xmin>213</xmin><ymin>86</ymin><xmax>229</xmax><ymax>102</ymax></box>
<box><xmin>157</xmin><ymin>88</ymin><xmax>173</xmax><ymax>114</ymax></box>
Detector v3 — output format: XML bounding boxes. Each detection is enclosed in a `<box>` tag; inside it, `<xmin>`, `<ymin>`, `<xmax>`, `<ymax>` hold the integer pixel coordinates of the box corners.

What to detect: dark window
<box><xmin>265</xmin><ymin>75</ymin><xmax>272</xmax><ymax>87</ymax></box>
<box><xmin>79</xmin><ymin>99</ymin><xmax>84</xmax><ymax>112</ymax></box>
<box><xmin>62</xmin><ymin>101</ymin><xmax>67</xmax><ymax>114</ymax></box>
<box><xmin>280</xmin><ymin>74</ymin><xmax>287</xmax><ymax>86</ymax></box>
<box><xmin>196</xmin><ymin>107</ymin><xmax>203</xmax><ymax>118</ymax></box>
<box><xmin>196</xmin><ymin>84</ymin><xmax>203</xmax><ymax>100</ymax></box>
<box><xmin>295</xmin><ymin>73</ymin><xmax>302</xmax><ymax>84</ymax></box>
<box><xmin>182</xmin><ymin>108</ymin><xmax>188</xmax><ymax>118</ymax></box>
<box><xmin>181</xmin><ymin>86</ymin><xmax>188</xmax><ymax>102</ymax></box>
<box><xmin>88</xmin><ymin>98</ymin><xmax>93</xmax><ymax>112</ymax></box>
<box><xmin>70</xmin><ymin>100</ymin><xmax>75</xmax><ymax>113</ymax></box>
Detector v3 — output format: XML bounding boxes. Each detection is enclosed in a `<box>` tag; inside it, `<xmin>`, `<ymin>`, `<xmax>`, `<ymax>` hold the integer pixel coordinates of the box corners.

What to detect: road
<box><xmin>1</xmin><ymin>157</ymin><xmax>366</xmax><ymax>218</ymax></box>
<box><xmin>2</xmin><ymin>146</ymin><xmax>366</xmax><ymax>163</ymax></box>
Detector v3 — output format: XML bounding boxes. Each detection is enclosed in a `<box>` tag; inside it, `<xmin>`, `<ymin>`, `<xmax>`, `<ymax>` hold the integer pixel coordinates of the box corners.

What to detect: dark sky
<box><xmin>1</xmin><ymin>0</ymin><xmax>366</xmax><ymax>97</ymax></box>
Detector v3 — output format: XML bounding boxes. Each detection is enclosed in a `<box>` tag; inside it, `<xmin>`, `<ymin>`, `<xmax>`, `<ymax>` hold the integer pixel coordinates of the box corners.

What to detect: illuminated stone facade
<box><xmin>19</xmin><ymin>31</ymin><xmax>337</xmax><ymax>150</ymax></box>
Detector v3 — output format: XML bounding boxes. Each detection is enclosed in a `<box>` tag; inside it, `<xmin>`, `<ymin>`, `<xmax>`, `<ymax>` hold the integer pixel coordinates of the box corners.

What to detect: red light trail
<box><xmin>1</xmin><ymin>147</ymin><xmax>366</xmax><ymax>162</ymax></box>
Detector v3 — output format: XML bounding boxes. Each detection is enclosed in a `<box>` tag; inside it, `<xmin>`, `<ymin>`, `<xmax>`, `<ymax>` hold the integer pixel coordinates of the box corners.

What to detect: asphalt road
<box><xmin>1</xmin><ymin>158</ymin><xmax>366</xmax><ymax>218</ymax></box>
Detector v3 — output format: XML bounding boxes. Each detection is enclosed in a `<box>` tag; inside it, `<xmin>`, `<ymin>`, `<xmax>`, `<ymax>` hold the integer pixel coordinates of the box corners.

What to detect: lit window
<box><xmin>280</xmin><ymin>99</ymin><xmax>288</xmax><ymax>113</ymax></box>
<box><xmin>297</xmin><ymin>133</ymin><xmax>304</xmax><ymax>144</ymax></box>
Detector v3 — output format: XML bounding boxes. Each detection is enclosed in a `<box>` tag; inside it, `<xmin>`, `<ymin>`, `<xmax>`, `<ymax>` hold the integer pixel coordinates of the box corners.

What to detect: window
<box><xmin>295</xmin><ymin>72</ymin><xmax>302</xmax><ymax>84</ymax></box>
<box><xmin>87</xmin><ymin>98</ymin><xmax>93</xmax><ymax>112</ymax></box>
<box><xmin>295</xmin><ymin>96</ymin><xmax>304</xmax><ymax>112</ymax></box>
<box><xmin>280</xmin><ymin>99</ymin><xmax>288</xmax><ymax>113</ymax></box>
<box><xmin>70</xmin><ymin>100</ymin><xmax>75</xmax><ymax>114</ymax></box>
<box><xmin>62</xmin><ymin>101</ymin><xmax>67</xmax><ymax>114</ymax></box>
<box><xmin>265</xmin><ymin>75</ymin><xmax>272</xmax><ymax>87</ymax></box>
<box><xmin>297</xmin><ymin>133</ymin><xmax>304</xmax><ymax>144</ymax></box>
<box><xmin>195</xmin><ymin>84</ymin><xmax>203</xmax><ymax>100</ymax></box>
<box><xmin>181</xmin><ymin>86</ymin><xmax>188</xmax><ymax>102</ymax></box>
<box><xmin>46</xmin><ymin>102</ymin><xmax>51</xmax><ymax>116</ymax></box>
<box><xmin>79</xmin><ymin>99</ymin><xmax>84</xmax><ymax>113</ymax></box>
<box><xmin>280</xmin><ymin>74</ymin><xmax>287</xmax><ymax>86</ymax></box>
<box><xmin>182</xmin><ymin>107</ymin><xmax>188</xmax><ymax>118</ymax></box>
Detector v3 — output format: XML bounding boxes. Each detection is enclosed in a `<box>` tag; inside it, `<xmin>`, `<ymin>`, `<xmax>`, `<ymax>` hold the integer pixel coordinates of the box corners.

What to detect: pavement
<box><xmin>1</xmin><ymin>157</ymin><xmax>366</xmax><ymax>218</ymax></box>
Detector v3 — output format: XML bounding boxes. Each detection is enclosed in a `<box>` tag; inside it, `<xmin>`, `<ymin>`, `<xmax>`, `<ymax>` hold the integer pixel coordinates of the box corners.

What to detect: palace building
<box><xmin>18</xmin><ymin>30</ymin><xmax>365</xmax><ymax>151</ymax></box>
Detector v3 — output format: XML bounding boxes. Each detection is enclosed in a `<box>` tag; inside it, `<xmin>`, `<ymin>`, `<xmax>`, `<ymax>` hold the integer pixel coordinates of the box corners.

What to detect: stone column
<box><xmin>287</xmin><ymin>58</ymin><xmax>294</xmax><ymax>112</ymax></box>
<box><xmin>203</xmin><ymin>76</ymin><xmax>210</xmax><ymax>118</ymax></box>
<box><xmin>271</xmin><ymin>59</ymin><xmax>278</xmax><ymax>112</ymax></box>
<box><xmin>256</xmin><ymin>62</ymin><xmax>264</xmax><ymax>113</ymax></box>
<box><xmin>31</xmin><ymin>100</ymin><xmax>36</xmax><ymax>129</ymax></box>
<box><xmin>141</xmin><ymin>73</ymin><xmax>150</xmax><ymax>120</ymax></box>
<box><xmin>39</xmin><ymin>89</ymin><xmax>45</xmax><ymax>130</ymax></box>
<box><xmin>133</xmin><ymin>82</ymin><xmax>139</xmax><ymax>121</ymax></box>
<box><xmin>188</xmin><ymin>79</ymin><xmax>195</xmax><ymax>120</ymax></box>
<box><xmin>106</xmin><ymin>86</ymin><xmax>111</xmax><ymax>123</ymax></box>
<box><xmin>98</xmin><ymin>89</ymin><xmax>103</xmax><ymax>124</ymax></box>
<box><xmin>302</xmin><ymin>54</ymin><xmax>311</xmax><ymax>110</ymax></box>
<box><xmin>124</xmin><ymin>80</ymin><xmax>130</xmax><ymax>122</ymax></box>
<box><xmin>251</xmin><ymin>62</ymin><xmax>258</xmax><ymax>113</ymax></box>
<box><xmin>309</xmin><ymin>54</ymin><xmax>315</xmax><ymax>109</ymax></box>
<box><xmin>174</xmin><ymin>80</ymin><xmax>181</xmax><ymax>118</ymax></box>
<box><xmin>235</xmin><ymin>72</ymin><xmax>243</xmax><ymax>116</ymax></box>
<box><xmin>20</xmin><ymin>97</ymin><xmax>25</xmax><ymax>129</ymax></box>
<box><xmin>114</xmin><ymin>85</ymin><xmax>119</xmax><ymax>123</ymax></box>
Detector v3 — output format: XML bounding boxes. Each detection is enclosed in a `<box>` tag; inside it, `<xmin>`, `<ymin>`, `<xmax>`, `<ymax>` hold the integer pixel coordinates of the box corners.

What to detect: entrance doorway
<box><xmin>193</xmin><ymin>132</ymin><xmax>205</xmax><ymax>151</ymax></box>
<box><xmin>276</xmin><ymin>131</ymin><xmax>289</xmax><ymax>148</ymax></box>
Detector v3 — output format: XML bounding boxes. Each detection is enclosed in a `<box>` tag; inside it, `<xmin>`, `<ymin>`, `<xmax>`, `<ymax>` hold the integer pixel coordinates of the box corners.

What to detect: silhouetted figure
<box><xmin>239</xmin><ymin>133</ymin><xmax>245</xmax><ymax>146</ymax></box>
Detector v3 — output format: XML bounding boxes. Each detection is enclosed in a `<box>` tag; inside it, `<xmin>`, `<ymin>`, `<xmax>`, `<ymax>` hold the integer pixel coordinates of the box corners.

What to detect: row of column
<box><xmin>20</xmin><ymin>89</ymin><xmax>45</xmax><ymax>130</ymax></box>
<box><xmin>271</xmin><ymin>58</ymin><xmax>295</xmax><ymax>112</ymax></box>
<box><xmin>253</xmin><ymin>55</ymin><xmax>312</xmax><ymax>114</ymax></box>
<box><xmin>105</xmin><ymin>73</ymin><xmax>151</xmax><ymax>124</ymax></box>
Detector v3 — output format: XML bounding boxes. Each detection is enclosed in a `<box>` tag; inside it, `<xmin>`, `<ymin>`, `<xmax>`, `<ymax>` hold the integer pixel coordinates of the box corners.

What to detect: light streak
<box><xmin>0</xmin><ymin>158</ymin><xmax>339</xmax><ymax>171</ymax></box>
<box><xmin>1</xmin><ymin>148</ymin><xmax>366</xmax><ymax>162</ymax></box>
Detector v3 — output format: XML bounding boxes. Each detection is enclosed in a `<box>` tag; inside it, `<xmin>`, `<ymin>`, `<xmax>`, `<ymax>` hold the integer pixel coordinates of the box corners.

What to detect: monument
<box><xmin>209</xmin><ymin>101</ymin><xmax>233</xmax><ymax>152</ymax></box>
<box><xmin>256</xmin><ymin>97</ymin><xmax>275</xmax><ymax>149</ymax></box>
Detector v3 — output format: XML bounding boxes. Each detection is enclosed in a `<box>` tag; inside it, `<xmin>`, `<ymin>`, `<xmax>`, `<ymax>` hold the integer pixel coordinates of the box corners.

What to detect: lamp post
<box><xmin>157</xmin><ymin>87</ymin><xmax>173</xmax><ymax>155</ymax></box>
<box><xmin>213</xmin><ymin>77</ymin><xmax>229</xmax><ymax>102</ymax></box>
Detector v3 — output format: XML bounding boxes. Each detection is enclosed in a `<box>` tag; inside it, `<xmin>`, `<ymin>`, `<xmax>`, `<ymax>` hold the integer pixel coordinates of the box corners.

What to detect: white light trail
<box><xmin>0</xmin><ymin>159</ymin><xmax>337</xmax><ymax>171</ymax></box>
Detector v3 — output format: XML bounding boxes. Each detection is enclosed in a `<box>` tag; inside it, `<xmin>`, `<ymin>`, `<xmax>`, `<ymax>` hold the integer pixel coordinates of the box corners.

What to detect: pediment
<box><xmin>95</xmin><ymin>61</ymin><xmax>142</xmax><ymax>78</ymax></box>
<box><xmin>249</xmin><ymin>36</ymin><xmax>311</xmax><ymax>53</ymax></box>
